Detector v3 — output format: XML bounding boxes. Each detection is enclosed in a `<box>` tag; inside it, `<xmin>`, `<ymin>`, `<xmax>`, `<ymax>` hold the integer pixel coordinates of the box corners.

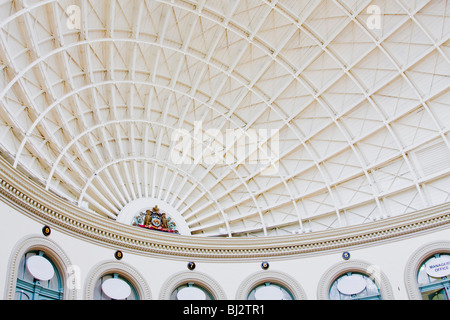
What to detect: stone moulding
<box><xmin>1</xmin><ymin>157</ymin><xmax>450</xmax><ymax>261</ymax></box>
<box><xmin>4</xmin><ymin>235</ymin><xmax>76</xmax><ymax>300</ymax></box>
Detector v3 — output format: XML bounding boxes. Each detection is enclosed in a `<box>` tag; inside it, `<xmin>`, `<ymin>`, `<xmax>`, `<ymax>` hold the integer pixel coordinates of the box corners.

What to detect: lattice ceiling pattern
<box><xmin>0</xmin><ymin>0</ymin><xmax>449</xmax><ymax>237</ymax></box>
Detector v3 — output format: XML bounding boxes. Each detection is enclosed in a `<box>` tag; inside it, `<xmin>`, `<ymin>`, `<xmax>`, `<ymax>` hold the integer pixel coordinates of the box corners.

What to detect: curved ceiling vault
<box><xmin>0</xmin><ymin>0</ymin><xmax>449</xmax><ymax>237</ymax></box>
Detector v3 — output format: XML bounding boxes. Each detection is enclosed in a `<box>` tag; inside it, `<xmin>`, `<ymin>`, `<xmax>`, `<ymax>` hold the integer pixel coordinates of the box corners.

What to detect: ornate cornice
<box><xmin>1</xmin><ymin>156</ymin><xmax>450</xmax><ymax>261</ymax></box>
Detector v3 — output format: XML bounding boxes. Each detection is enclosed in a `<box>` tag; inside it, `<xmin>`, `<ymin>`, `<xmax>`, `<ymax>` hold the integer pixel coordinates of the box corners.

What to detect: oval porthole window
<box><xmin>94</xmin><ymin>274</ymin><xmax>139</xmax><ymax>300</ymax></box>
<box><xmin>254</xmin><ymin>285</ymin><xmax>284</xmax><ymax>300</ymax></box>
<box><xmin>337</xmin><ymin>274</ymin><xmax>367</xmax><ymax>296</ymax></box>
<box><xmin>247</xmin><ymin>282</ymin><xmax>294</xmax><ymax>300</ymax></box>
<box><xmin>101</xmin><ymin>278</ymin><xmax>132</xmax><ymax>300</ymax></box>
<box><xmin>170</xmin><ymin>283</ymin><xmax>214</xmax><ymax>300</ymax></box>
<box><xmin>177</xmin><ymin>286</ymin><xmax>207</xmax><ymax>300</ymax></box>
<box><xmin>425</xmin><ymin>255</ymin><xmax>450</xmax><ymax>279</ymax></box>
<box><xmin>329</xmin><ymin>272</ymin><xmax>381</xmax><ymax>300</ymax></box>
<box><xmin>25</xmin><ymin>255</ymin><xmax>55</xmax><ymax>281</ymax></box>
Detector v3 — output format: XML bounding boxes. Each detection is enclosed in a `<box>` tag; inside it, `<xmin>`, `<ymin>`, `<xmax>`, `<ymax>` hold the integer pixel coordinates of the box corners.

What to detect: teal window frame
<box><xmin>95</xmin><ymin>273</ymin><xmax>139</xmax><ymax>300</ymax></box>
<box><xmin>329</xmin><ymin>272</ymin><xmax>382</xmax><ymax>300</ymax></box>
<box><xmin>15</xmin><ymin>250</ymin><xmax>63</xmax><ymax>300</ymax></box>
<box><xmin>170</xmin><ymin>282</ymin><xmax>214</xmax><ymax>300</ymax></box>
<box><xmin>247</xmin><ymin>282</ymin><xmax>294</xmax><ymax>300</ymax></box>
<box><xmin>417</xmin><ymin>253</ymin><xmax>450</xmax><ymax>300</ymax></box>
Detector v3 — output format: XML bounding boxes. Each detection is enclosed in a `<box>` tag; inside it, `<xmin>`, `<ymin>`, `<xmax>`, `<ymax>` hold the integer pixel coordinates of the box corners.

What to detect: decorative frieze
<box><xmin>0</xmin><ymin>157</ymin><xmax>450</xmax><ymax>260</ymax></box>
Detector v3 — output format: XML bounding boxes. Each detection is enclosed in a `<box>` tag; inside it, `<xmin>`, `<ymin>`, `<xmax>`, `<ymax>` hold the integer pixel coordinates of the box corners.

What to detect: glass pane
<box><xmin>94</xmin><ymin>274</ymin><xmax>138</xmax><ymax>300</ymax></box>
<box><xmin>418</xmin><ymin>254</ymin><xmax>450</xmax><ymax>286</ymax></box>
<box><xmin>247</xmin><ymin>283</ymin><xmax>294</xmax><ymax>300</ymax></box>
<box><xmin>15</xmin><ymin>251</ymin><xmax>63</xmax><ymax>300</ymax></box>
<box><xmin>329</xmin><ymin>272</ymin><xmax>381</xmax><ymax>300</ymax></box>
<box><xmin>421</xmin><ymin>287</ymin><xmax>449</xmax><ymax>300</ymax></box>
<box><xmin>15</xmin><ymin>290</ymin><xmax>30</xmax><ymax>300</ymax></box>
<box><xmin>171</xmin><ymin>283</ymin><xmax>213</xmax><ymax>300</ymax></box>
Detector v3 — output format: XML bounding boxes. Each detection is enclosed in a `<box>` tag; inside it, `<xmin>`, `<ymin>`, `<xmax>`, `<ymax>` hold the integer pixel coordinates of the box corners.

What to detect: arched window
<box><xmin>15</xmin><ymin>250</ymin><xmax>63</xmax><ymax>300</ymax></box>
<box><xmin>417</xmin><ymin>253</ymin><xmax>450</xmax><ymax>300</ymax></box>
<box><xmin>329</xmin><ymin>272</ymin><xmax>381</xmax><ymax>300</ymax></box>
<box><xmin>247</xmin><ymin>282</ymin><xmax>294</xmax><ymax>300</ymax></box>
<box><xmin>93</xmin><ymin>273</ymin><xmax>139</xmax><ymax>300</ymax></box>
<box><xmin>170</xmin><ymin>282</ymin><xmax>214</xmax><ymax>300</ymax></box>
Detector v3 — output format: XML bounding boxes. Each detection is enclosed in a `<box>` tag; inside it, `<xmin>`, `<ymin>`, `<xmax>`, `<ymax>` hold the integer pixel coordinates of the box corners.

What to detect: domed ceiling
<box><xmin>0</xmin><ymin>0</ymin><xmax>449</xmax><ymax>237</ymax></box>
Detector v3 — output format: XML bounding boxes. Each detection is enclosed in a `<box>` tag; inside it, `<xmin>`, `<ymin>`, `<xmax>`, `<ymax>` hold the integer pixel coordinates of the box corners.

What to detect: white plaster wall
<box><xmin>1</xmin><ymin>198</ymin><xmax>449</xmax><ymax>300</ymax></box>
